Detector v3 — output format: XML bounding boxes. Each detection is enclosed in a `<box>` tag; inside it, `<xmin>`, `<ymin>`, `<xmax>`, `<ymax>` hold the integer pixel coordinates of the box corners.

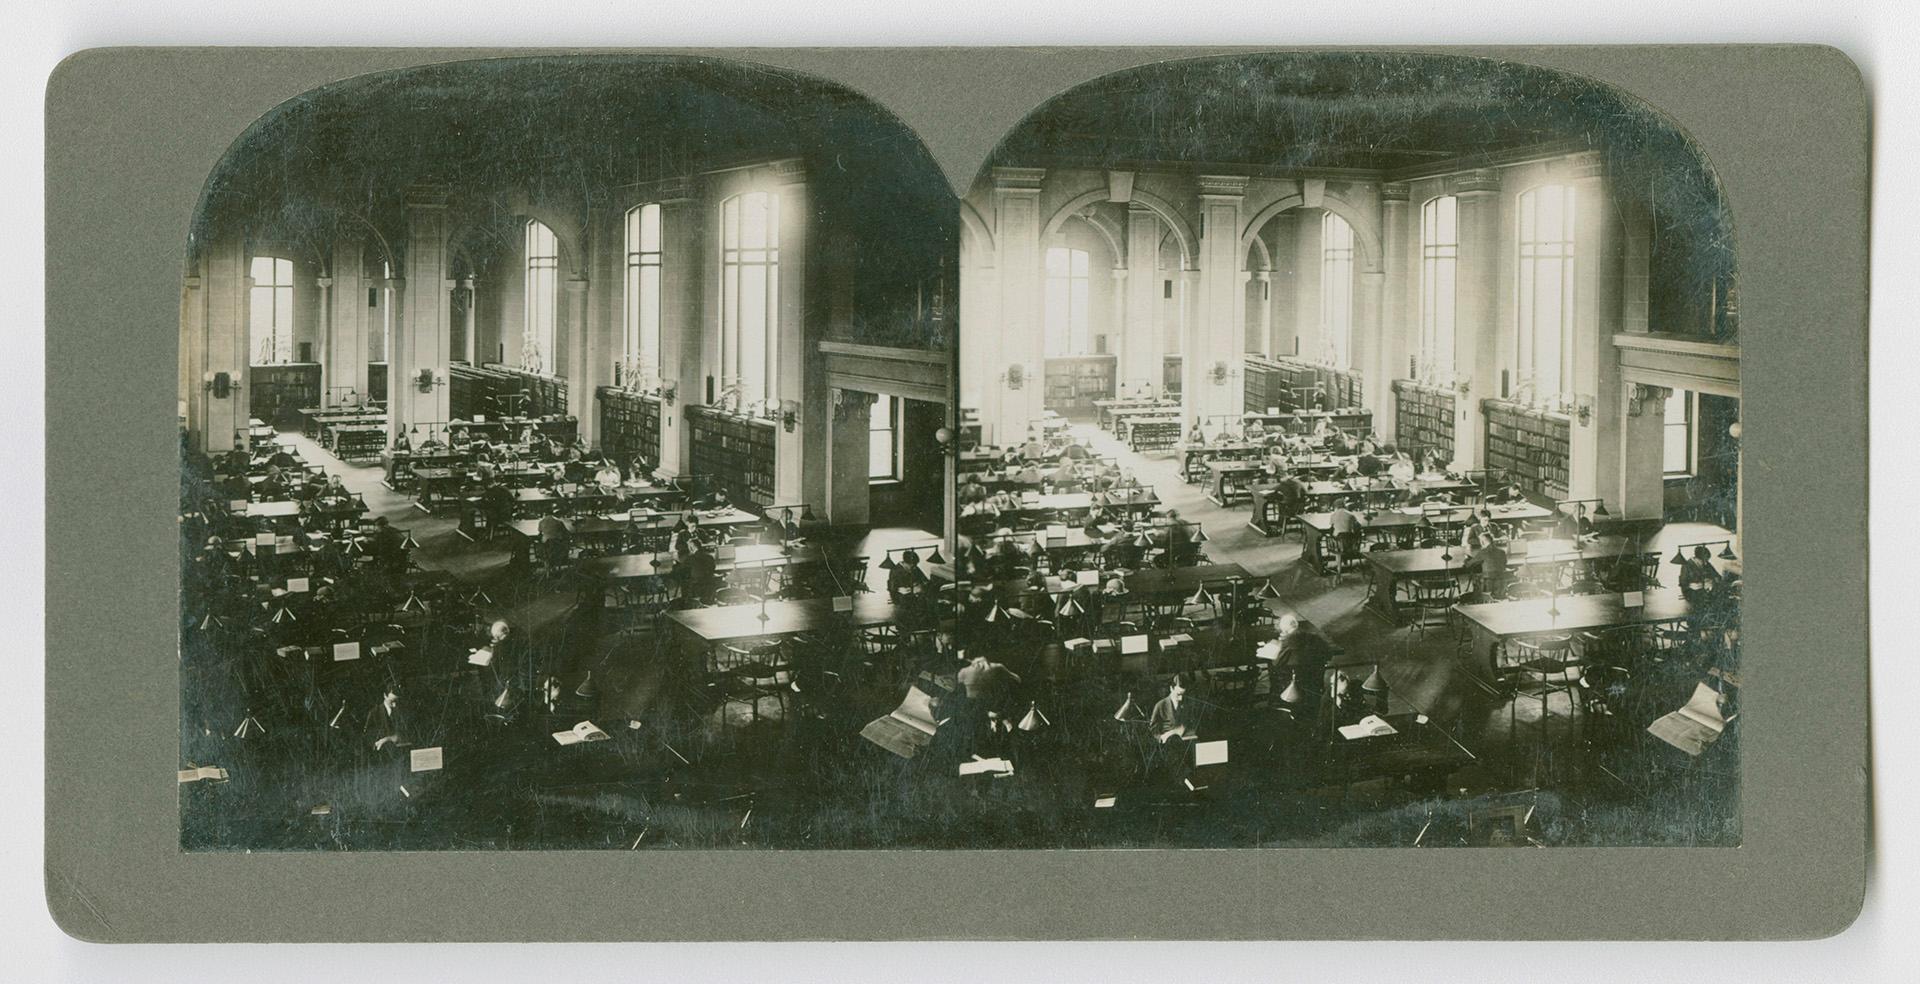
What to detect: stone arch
<box><xmin>1240</xmin><ymin>190</ymin><xmax>1383</xmax><ymax>274</ymax></box>
<box><xmin>1043</xmin><ymin>187</ymin><xmax>1194</xmax><ymax>270</ymax></box>
<box><xmin>959</xmin><ymin>200</ymin><xmax>995</xmax><ymax>266</ymax></box>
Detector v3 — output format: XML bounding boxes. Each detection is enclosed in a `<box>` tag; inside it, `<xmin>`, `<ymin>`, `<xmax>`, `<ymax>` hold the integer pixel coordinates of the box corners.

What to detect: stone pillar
<box><xmin>1356</xmin><ymin>269</ymin><xmax>1386</xmax><ymax>434</ymax></box>
<box><xmin>461</xmin><ymin>278</ymin><xmax>478</xmax><ymax>363</ymax></box>
<box><xmin>394</xmin><ymin>186</ymin><xmax>452</xmax><ymax>444</ymax></box>
<box><xmin>1620</xmin><ymin>383</ymin><xmax>1669</xmax><ymax>520</ymax></box>
<box><xmin>1190</xmin><ymin>175</ymin><xmax>1248</xmax><ymax>425</ymax></box>
<box><xmin>180</xmin><ymin>270</ymin><xmax>206</xmax><ymax>449</ymax></box>
<box><xmin>990</xmin><ymin>167</ymin><xmax>1045</xmax><ymax>446</ymax></box>
<box><xmin>656</xmin><ymin>186</ymin><xmax>699</xmax><ymax>477</ymax></box>
<box><xmin>328</xmin><ymin>242</ymin><xmax>367</xmax><ymax>403</ymax></box>
<box><xmin>1452</xmin><ymin>169</ymin><xmax>1503</xmax><ymax>471</ymax></box>
<box><xmin>314</xmin><ymin>274</ymin><xmax>334</xmax><ymax>403</ymax></box>
<box><xmin>562</xmin><ymin>274</ymin><xmax>591</xmax><ymax>438</ymax></box>
<box><xmin>827</xmin><ymin>388</ymin><xmax>877</xmax><ymax>526</ymax></box>
<box><xmin>771</xmin><ymin>160</ymin><xmax>817</xmax><ymax>509</ymax></box>
<box><xmin>1121</xmin><ymin>204</ymin><xmax>1161</xmax><ymax>391</ymax></box>
<box><xmin>1252</xmin><ymin>271</ymin><xmax>1273</xmax><ymax>356</ymax></box>
<box><xmin>958</xmin><ymin>248</ymin><xmax>998</xmax><ymax>413</ymax></box>
<box><xmin>1566</xmin><ymin>152</ymin><xmax>1620</xmax><ymax>506</ymax></box>
<box><xmin>1177</xmin><ymin>268</ymin><xmax>1200</xmax><ymax>412</ymax></box>
<box><xmin>200</xmin><ymin>236</ymin><xmax>249</xmax><ymax>453</ymax></box>
<box><xmin>1377</xmin><ymin>183</ymin><xmax>1412</xmax><ymax>441</ymax></box>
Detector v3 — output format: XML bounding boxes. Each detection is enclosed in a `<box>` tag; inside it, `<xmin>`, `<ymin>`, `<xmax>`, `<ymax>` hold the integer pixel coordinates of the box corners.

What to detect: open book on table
<box><xmin>552</xmin><ymin>720</ymin><xmax>612</xmax><ymax>746</ymax></box>
<box><xmin>1337</xmin><ymin>714</ymin><xmax>1399</xmax><ymax>740</ymax></box>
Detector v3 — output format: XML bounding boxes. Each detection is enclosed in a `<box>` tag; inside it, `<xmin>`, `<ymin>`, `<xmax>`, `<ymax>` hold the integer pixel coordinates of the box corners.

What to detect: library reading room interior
<box><xmin>178</xmin><ymin>53</ymin><xmax>1742</xmax><ymax>851</ymax></box>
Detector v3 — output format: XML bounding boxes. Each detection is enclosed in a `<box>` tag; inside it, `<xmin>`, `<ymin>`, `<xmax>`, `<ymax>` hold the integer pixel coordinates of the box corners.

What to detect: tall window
<box><xmin>868</xmin><ymin>394</ymin><xmax>900</xmax><ymax>480</ymax></box>
<box><xmin>1664</xmin><ymin>388</ymin><xmax>1695</xmax><ymax>476</ymax></box>
<box><xmin>248</xmin><ymin>256</ymin><xmax>294</xmax><ymax>364</ymax></box>
<box><xmin>1043</xmin><ymin>246</ymin><xmax>1091</xmax><ymax>357</ymax></box>
<box><xmin>523</xmin><ymin>219</ymin><xmax>558</xmax><ymax>374</ymax></box>
<box><xmin>1319</xmin><ymin>213</ymin><xmax>1354</xmax><ymax>368</ymax></box>
<box><xmin>1420</xmin><ymin>196</ymin><xmax>1458</xmax><ymax>378</ymax></box>
<box><xmin>721</xmin><ymin>192</ymin><xmax>780</xmax><ymax>406</ymax></box>
<box><xmin>1517</xmin><ymin>185</ymin><xmax>1578</xmax><ymax>401</ymax></box>
<box><xmin>624</xmin><ymin>204</ymin><xmax>662</xmax><ymax>381</ymax></box>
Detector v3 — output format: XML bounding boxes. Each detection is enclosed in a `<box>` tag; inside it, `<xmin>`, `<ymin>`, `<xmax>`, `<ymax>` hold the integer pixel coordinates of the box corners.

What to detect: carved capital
<box><xmin>1453</xmin><ymin>169</ymin><xmax>1502</xmax><ymax>197</ymax></box>
<box><xmin>992</xmin><ymin>166</ymin><xmax>1047</xmax><ymax>192</ymax></box>
<box><xmin>1197</xmin><ymin>174</ymin><xmax>1249</xmax><ymax>199</ymax></box>
<box><xmin>1379</xmin><ymin>181</ymin><xmax>1411</xmax><ymax>204</ymax></box>
<box><xmin>832</xmin><ymin>387</ymin><xmax>877</xmax><ymax>422</ymax></box>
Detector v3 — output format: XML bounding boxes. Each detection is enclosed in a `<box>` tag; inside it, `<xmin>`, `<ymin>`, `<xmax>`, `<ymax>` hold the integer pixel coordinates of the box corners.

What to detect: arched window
<box><xmin>624</xmin><ymin>203</ymin><xmax>662</xmax><ymax>381</ymax></box>
<box><xmin>523</xmin><ymin>219</ymin><xmax>558</xmax><ymax>374</ymax></box>
<box><xmin>720</xmin><ymin>192</ymin><xmax>779</xmax><ymax>406</ymax></box>
<box><xmin>1043</xmin><ymin>245</ymin><xmax>1090</xmax><ymax>357</ymax></box>
<box><xmin>248</xmin><ymin>256</ymin><xmax>294</xmax><ymax>365</ymax></box>
<box><xmin>1516</xmin><ymin>184</ymin><xmax>1578</xmax><ymax>401</ymax></box>
<box><xmin>1420</xmin><ymin>196</ymin><xmax>1458</xmax><ymax>378</ymax></box>
<box><xmin>1320</xmin><ymin>213</ymin><xmax>1354</xmax><ymax>368</ymax></box>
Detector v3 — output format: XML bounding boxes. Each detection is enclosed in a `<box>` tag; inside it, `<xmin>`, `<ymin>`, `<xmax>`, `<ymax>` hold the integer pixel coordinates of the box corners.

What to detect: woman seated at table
<box><xmin>1678</xmin><ymin>545</ymin><xmax>1727</xmax><ymax>602</ymax></box>
<box><xmin>1245</xmin><ymin>418</ymin><xmax>1266</xmax><ymax>443</ymax></box>
<box><xmin>593</xmin><ymin>459</ymin><xmax>623</xmax><ymax>490</ymax></box>
<box><xmin>668</xmin><ymin>513</ymin><xmax>703</xmax><ymax>557</ymax></box>
<box><xmin>1100</xmin><ymin>526</ymin><xmax>1143</xmax><ymax>570</ymax></box>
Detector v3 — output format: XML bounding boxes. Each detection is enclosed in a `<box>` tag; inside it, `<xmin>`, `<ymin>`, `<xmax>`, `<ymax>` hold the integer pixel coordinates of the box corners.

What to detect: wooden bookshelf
<box><xmin>249</xmin><ymin>363</ymin><xmax>321</xmax><ymax>427</ymax></box>
<box><xmin>598</xmin><ymin>387</ymin><xmax>662</xmax><ymax>469</ymax></box>
<box><xmin>1244</xmin><ymin>355</ymin><xmax>1364</xmax><ymax>414</ymax></box>
<box><xmin>1044</xmin><ymin>355</ymin><xmax>1116</xmax><ymax>416</ymax></box>
<box><xmin>1393</xmin><ymin>380</ymin><xmax>1456</xmax><ymax>463</ymax></box>
<box><xmin>1482</xmin><ymin>399</ymin><xmax>1571</xmax><ymax>500</ymax></box>
<box><xmin>450</xmin><ymin>364</ymin><xmax>570</xmax><ymax>421</ymax></box>
<box><xmin>1163</xmin><ymin>354</ymin><xmax>1183</xmax><ymax>398</ymax></box>
<box><xmin>687</xmin><ymin>405</ymin><xmax>777</xmax><ymax>507</ymax></box>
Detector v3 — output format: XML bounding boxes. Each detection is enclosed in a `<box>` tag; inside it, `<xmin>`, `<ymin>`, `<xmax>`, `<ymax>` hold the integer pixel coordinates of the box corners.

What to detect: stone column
<box><xmin>1566</xmin><ymin>152</ymin><xmax>1620</xmax><ymax>506</ymax></box>
<box><xmin>1452</xmin><ymin>169</ymin><xmax>1503</xmax><ymax>471</ymax></box>
<box><xmin>562</xmin><ymin>274</ymin><xmax>591</xmax><ymax>438</ymax></box>
<box><xmin>1122</xmin><ymin>204</ymin><xmax>1161</xmax><ymax>391</ymax></box>
<box><xmin>180</xmin><ymin>270</ymin><xmax>206</xmax><ymax>449</ymax></box>
<box><xmin>200</xmin><ymin>236</ymin><xmax>249</xmax><ymax>452</ymax></box>
<box><xmin>394</xmin><ymin>186</ymin><xmax>452</xmax><ymax>444</ymax></box>
<box><xmin>1252</xmin><ymin>271</ymin><xmax>1273</xmax><ymax>356</ymax></box>
<box><xmin>656</xmin><ymin>184</ymin><xmax>698</xmax><ymax>477</ymax></box>
<box><xmin>827</xmin><ymin>388</ymin><xmax>877</xmax><ymax>526</ymax></box>
<box><xmin>772</xmin><ymin>159</ymin><xmax>816</xmax><ymax>508</ymax></box>
<box><xmin>1377</xmin><ymin>182</ymin><xmax>1412</xmax><ymax>440</ymax></box>
<box><xmin>314</xmin><ymin>274</ymin><xmax>334</xmax><ymax>403</ymax></box>
<box><xmin>461</xmin><ymin>278</ymin><xmax>478</xmax><ymax>363</ymax></box>
<box><xmin>1619</xmin><ymin>383</ymin><xmax>1669</xmax><ymax>520</ymax></box>
<box><xmin>1191</xmin><ymin>175</ymin><xmax>1248</xmax><ymax>425</ymax></box>
<box><xmin>990</xmin><ymin>167</ymin><xmax>1045</xmax><ymax>446</ymax></box>
<box><xmin>328</xmin><ymin>242</ymin><xmax>367</xmax><ymax>403</ymax></box>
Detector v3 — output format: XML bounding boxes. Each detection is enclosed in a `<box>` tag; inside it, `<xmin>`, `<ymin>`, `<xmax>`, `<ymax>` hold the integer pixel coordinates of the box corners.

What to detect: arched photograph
<box><xmin>176</xmin><ymin>55</ymin><xmax>960</xmax><ymax>851</ymax></box>
<box><xmin>951</xmin><ymin>52</ymin><xmax>1742</xmax><ymax>847</ymax></box>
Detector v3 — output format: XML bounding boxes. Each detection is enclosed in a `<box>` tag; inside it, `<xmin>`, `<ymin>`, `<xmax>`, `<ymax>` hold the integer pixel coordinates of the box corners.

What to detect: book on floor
<box><xmin>176</xmin><ymin>766</ymin><xmax>229</xmax><ymax>784</ymax></box>
<box><xmin>858</xmin><ymin>685</ymin><xmax>944</xmax><ymax>759</ymax></box>
<box><xmin>1647</xmin><ymin>682</ymin><xmax>1733</xmax><ymax>756</ymax></box>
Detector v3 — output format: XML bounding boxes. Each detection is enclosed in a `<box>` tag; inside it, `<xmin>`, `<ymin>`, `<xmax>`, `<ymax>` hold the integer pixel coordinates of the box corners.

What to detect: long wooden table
<box><xmin>1206</xmin><ymin>460</ymin><xmax>1265</xmax><ymax>506</ymax></box>
<box><xmin>1298</xmin><ymin>502</ymin><xmax>1553</xmax><ymax>579</ymax></box>
<box><xmin>1364</xmin><ymin>532</ymin><xmax>1642</xmax><ymax>621</ymax></box>
<box><xmin>581</xmin><ymin>543</ymin><xmax>821</xmax><ymax>581</ymax></box>
<box><xmin>1452</xmin><ymin>587</ymin><xmax>1695</xmax><ymax>675</ymax></box>
<box><xmin>666</xmin><ymin>594</ymin><xmax>905</xmax><ymax>644</ymax></box>
<box><xmin>1095</xmin><ymin>398</ymin><xmax>1180</xmax><ymax>430</ymax></box>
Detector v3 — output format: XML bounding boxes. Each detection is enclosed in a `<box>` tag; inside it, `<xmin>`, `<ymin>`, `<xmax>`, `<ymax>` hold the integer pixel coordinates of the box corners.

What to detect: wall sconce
<box><xmin>1574</xmin><ymin>394</ymin><xmax>1594</xmax><ymax>427</ymax></box>
<box><xmin>933</xmin><ymin>425</ymin><xmax>957</xmax><ymax>456</ymax></box>
<box><xmin>1002</xmin><ymin>364</ymin><xmax>1026</xmax><ymax>391</ymax></box>
<box><xmin>659</xmin><ymin>380</ymin><xmax>678</xmax><ymax>406</ymax></box>
<box><xmin>202</xmin><ymin>371</ymin><xmax>237</xmax><ymax>400</ymax></box>
<box><xmin>779</xmin><ymin>400</ymin><xmax>800</xmax><ymax>432</ymax></box>
<box><xmin>414</xmin><ymin>368</ymin><xmax>443</xmax><ymax>393</ymax></box>
<box><xmin>1209</xmin><ymin>361</ymin><xmax>1238</xmax><ymax>386</ymax></box>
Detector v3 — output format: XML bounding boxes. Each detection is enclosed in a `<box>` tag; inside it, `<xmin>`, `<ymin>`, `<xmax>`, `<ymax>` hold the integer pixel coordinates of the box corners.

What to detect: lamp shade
<box><xmin>233</xmin><ymin>710</ymin><xmax>267</xmax><ymax>739</ymax></box>
<box><xmin>1056</xmin><ymin>596</ymin><xmax>1081</xmax><ymax>618</ymax></box>
<box><xmin>879</xmin><ymin>555</ymin><xmax>897</xmax><ymax>570</ymax></box>
<box><xmin>1189</xmin><ymin>584</ymin><xmax>1214</xmax><ymax>607</ymax></box>
<box><xmin>1593</xmin><ymin>501</ymin><xmax>1610</xmax><ymax>517</ymax></box>
<box><xmin>1259</xmin><ymin>579</ymin><xmax>1283</xmax><ymax>600</ymax></box>
<box><xmin>1718</xmin><ymin>543</ymin><xmax>1738</xmax><ymax>561</ymax></box>
<box><xmin>1361</xmin><ymin>665</ymin><xmax>1387</xmax><ymax>693</ymax></box>
<box><xmin>1279</xmin><ymin>675</ymin><xmax>1302</xmax><ymax>704</ymax></box>
<box><xmin>1017</xmin><ymin>702</ymin><xmax>1050</xmax><ymax>732</ymax></box>
<box><xmin>1669</xmin><ymin>547</ymin><xmax>1687</xmax><ymax>566</ymax></box>
<box><xmin>926</xmin><ymin>547</ymin><xmax>946</xmax><ymax>566</ymax></box>
<box><xmin>574</xmin><ymin>671</ymin><xmax>598</xmax><ymax>699</ymax></box>
<box><xmin>1114</xmin><ymin>693</ymin><xmax>1146</xmax><ymax>722</ymax></box>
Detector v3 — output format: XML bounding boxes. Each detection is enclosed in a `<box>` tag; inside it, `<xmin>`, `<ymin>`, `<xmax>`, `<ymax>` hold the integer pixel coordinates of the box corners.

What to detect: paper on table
<box><xmin>1093</xmin><ymin>795</ymin><xmax>1117</xmax><ymax>809</ymax></box>
<box><xmin>831</xmin><ymin>595</ymin><xmax>853</xmax><ymax>613</ymax></box>
<box><xmin>409</xmin><ymin>747</ymin><xmax>444</xmax><ymax>772</ymax></box>
<box><xmin>467</xmin><ymin>648</ymin><xmax>494</xmax><ymax>667</ymax></box>
<box><xmin>958</xmin><ymin>757</ymin><xmax>1014</xmax><ymax>776</ymax></box>
<box><xmin>1194</xmin><ymin>740</ymin><xmax>1230</xmax><ymax>766</ymax></box>
<box><xmin>287</xmin><ymin>577</ymin><xmax>310</xmax><ymax>593</ymax></box>
<box><xmin>331</xmin><ymin>641</ymin><xmax>360</xmax><ymax>662</ymax></box>
<box><xmin>1121</xmin><ymin>634</ymin><xmax>1149</xmax><ymax>655</ymax></box>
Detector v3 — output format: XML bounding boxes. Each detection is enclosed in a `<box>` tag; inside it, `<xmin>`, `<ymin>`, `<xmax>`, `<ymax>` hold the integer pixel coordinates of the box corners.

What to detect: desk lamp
<box><xmin>1114</xmin><ymin>693</ymin><xmax>1147</xmax><ymax>722</ymax></box>
<box><xmin>1018</xmin><ymin>701</ymin><xmax>1051</xmax><ymax>732</ymax></box>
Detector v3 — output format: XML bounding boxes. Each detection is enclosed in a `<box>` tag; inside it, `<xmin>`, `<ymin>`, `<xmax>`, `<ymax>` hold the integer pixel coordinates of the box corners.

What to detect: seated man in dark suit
<box><xmin>886</xmin><ymin>549</ymin><xmax>930</xmax><ymax>600</ymax></box>
<box><xmin>957</xmin><ymin>652</ymin><xmax>1022</xmax><ymax>715</ymax></box>
<box><xmin>1274</xmin><ymin>613</ymin><xmax>1335</xmax><ymax>725</ymax></box>
<box><xmin>1148</xmin><ymin>675</ymin><xmax>1205</xmax><ymax>742</ymax></box>
<box><xmin>1327</xmin><ymin>498</ymin><xmax>1366</xmax><ymax>567</ymax></box>
<box><xmin>1556</xmin><ymin>503</ymin><xmax>1595</xmax><ymax>540</ymax></box>
<box><xmin>363</xmin><ymin>682</ymin><xmax>417</xmax><ymax>752</ymax></box>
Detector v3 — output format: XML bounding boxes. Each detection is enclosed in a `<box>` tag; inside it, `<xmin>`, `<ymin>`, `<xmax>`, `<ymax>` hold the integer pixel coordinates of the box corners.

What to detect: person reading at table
<box><xmin>593</xmin><ymin>460</ymin><xmax>623</xmax><ymax>490</ymax></box>
<box><xmin>958</xmin><ymin>652</ymin><xmax>1022</xmax><ymax>714</ymax></box>
<box><xmin>1186</xmin><ymin>420</ymin><xmax>1207</xmax><ymax>446</ymax></box>
<box><xmin>1063</xmin><ymin>440</ymin><xmax>1090</xmax><ymax>461</ymax></box>
<box><xmin>669</xmin><ymin>513</ymin><xmax>703</xmax><ymax>558</ymax></box>
<box><xmin>1245</xmin><ymin>418</ymin><xmax>1266</xmax><ymax>443</ymax></box>
<box><xmin>1020</xmin><ymin>436</ymin><xmax>1047</xmax><ymax>460</ymax></box>
<box><xmin>887</xmin><ymin>549</ymin><xmax>930</xmax><ymax>600</ymax></box>
<box><xmin>363</xmin><ymin>682</ymin><xmax>416</xmax><ymax>752</ymax></box>
<box><xmin>773</xmin><ymin>507</ymin><xmax>803</xmax><ymax>545</ymax></box>
<box><xmin>1557</xmin><ymin>502</ymin><xmax>1595</xmax><ymax>541</ymax></box>
<box><xmin>1149</xmin><ymin>675</ymin><xmax>1205</xmax><ymax>742</ymax></box>
<box><xmin>1460</xmin><ymin>510</ymin><xmax>1500</xmax><ymax>551</ymax></box>
<box><xmin>1328</xmin><ymin>498</ymin><xmax>1365</xmax><ymax>566</ymax></box>
<box><xmin>1679</xmin><ymin>545</ymin><xmax>1726</xmax><ymax>602</ymax></box>
<box><xmin>1164</xmin><ymin>509</ymin><xmax>1201</xmax><ymax>566</ymax></box>
<box><xmin>1274</xmin><ymin>614</ymin><xmax>1334</xmax><ymax>724</ymax></box>
<box><xmin>680</xmin><ymin>539</ymin><xmax>719</xmax><ymax>606</ymax></box>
